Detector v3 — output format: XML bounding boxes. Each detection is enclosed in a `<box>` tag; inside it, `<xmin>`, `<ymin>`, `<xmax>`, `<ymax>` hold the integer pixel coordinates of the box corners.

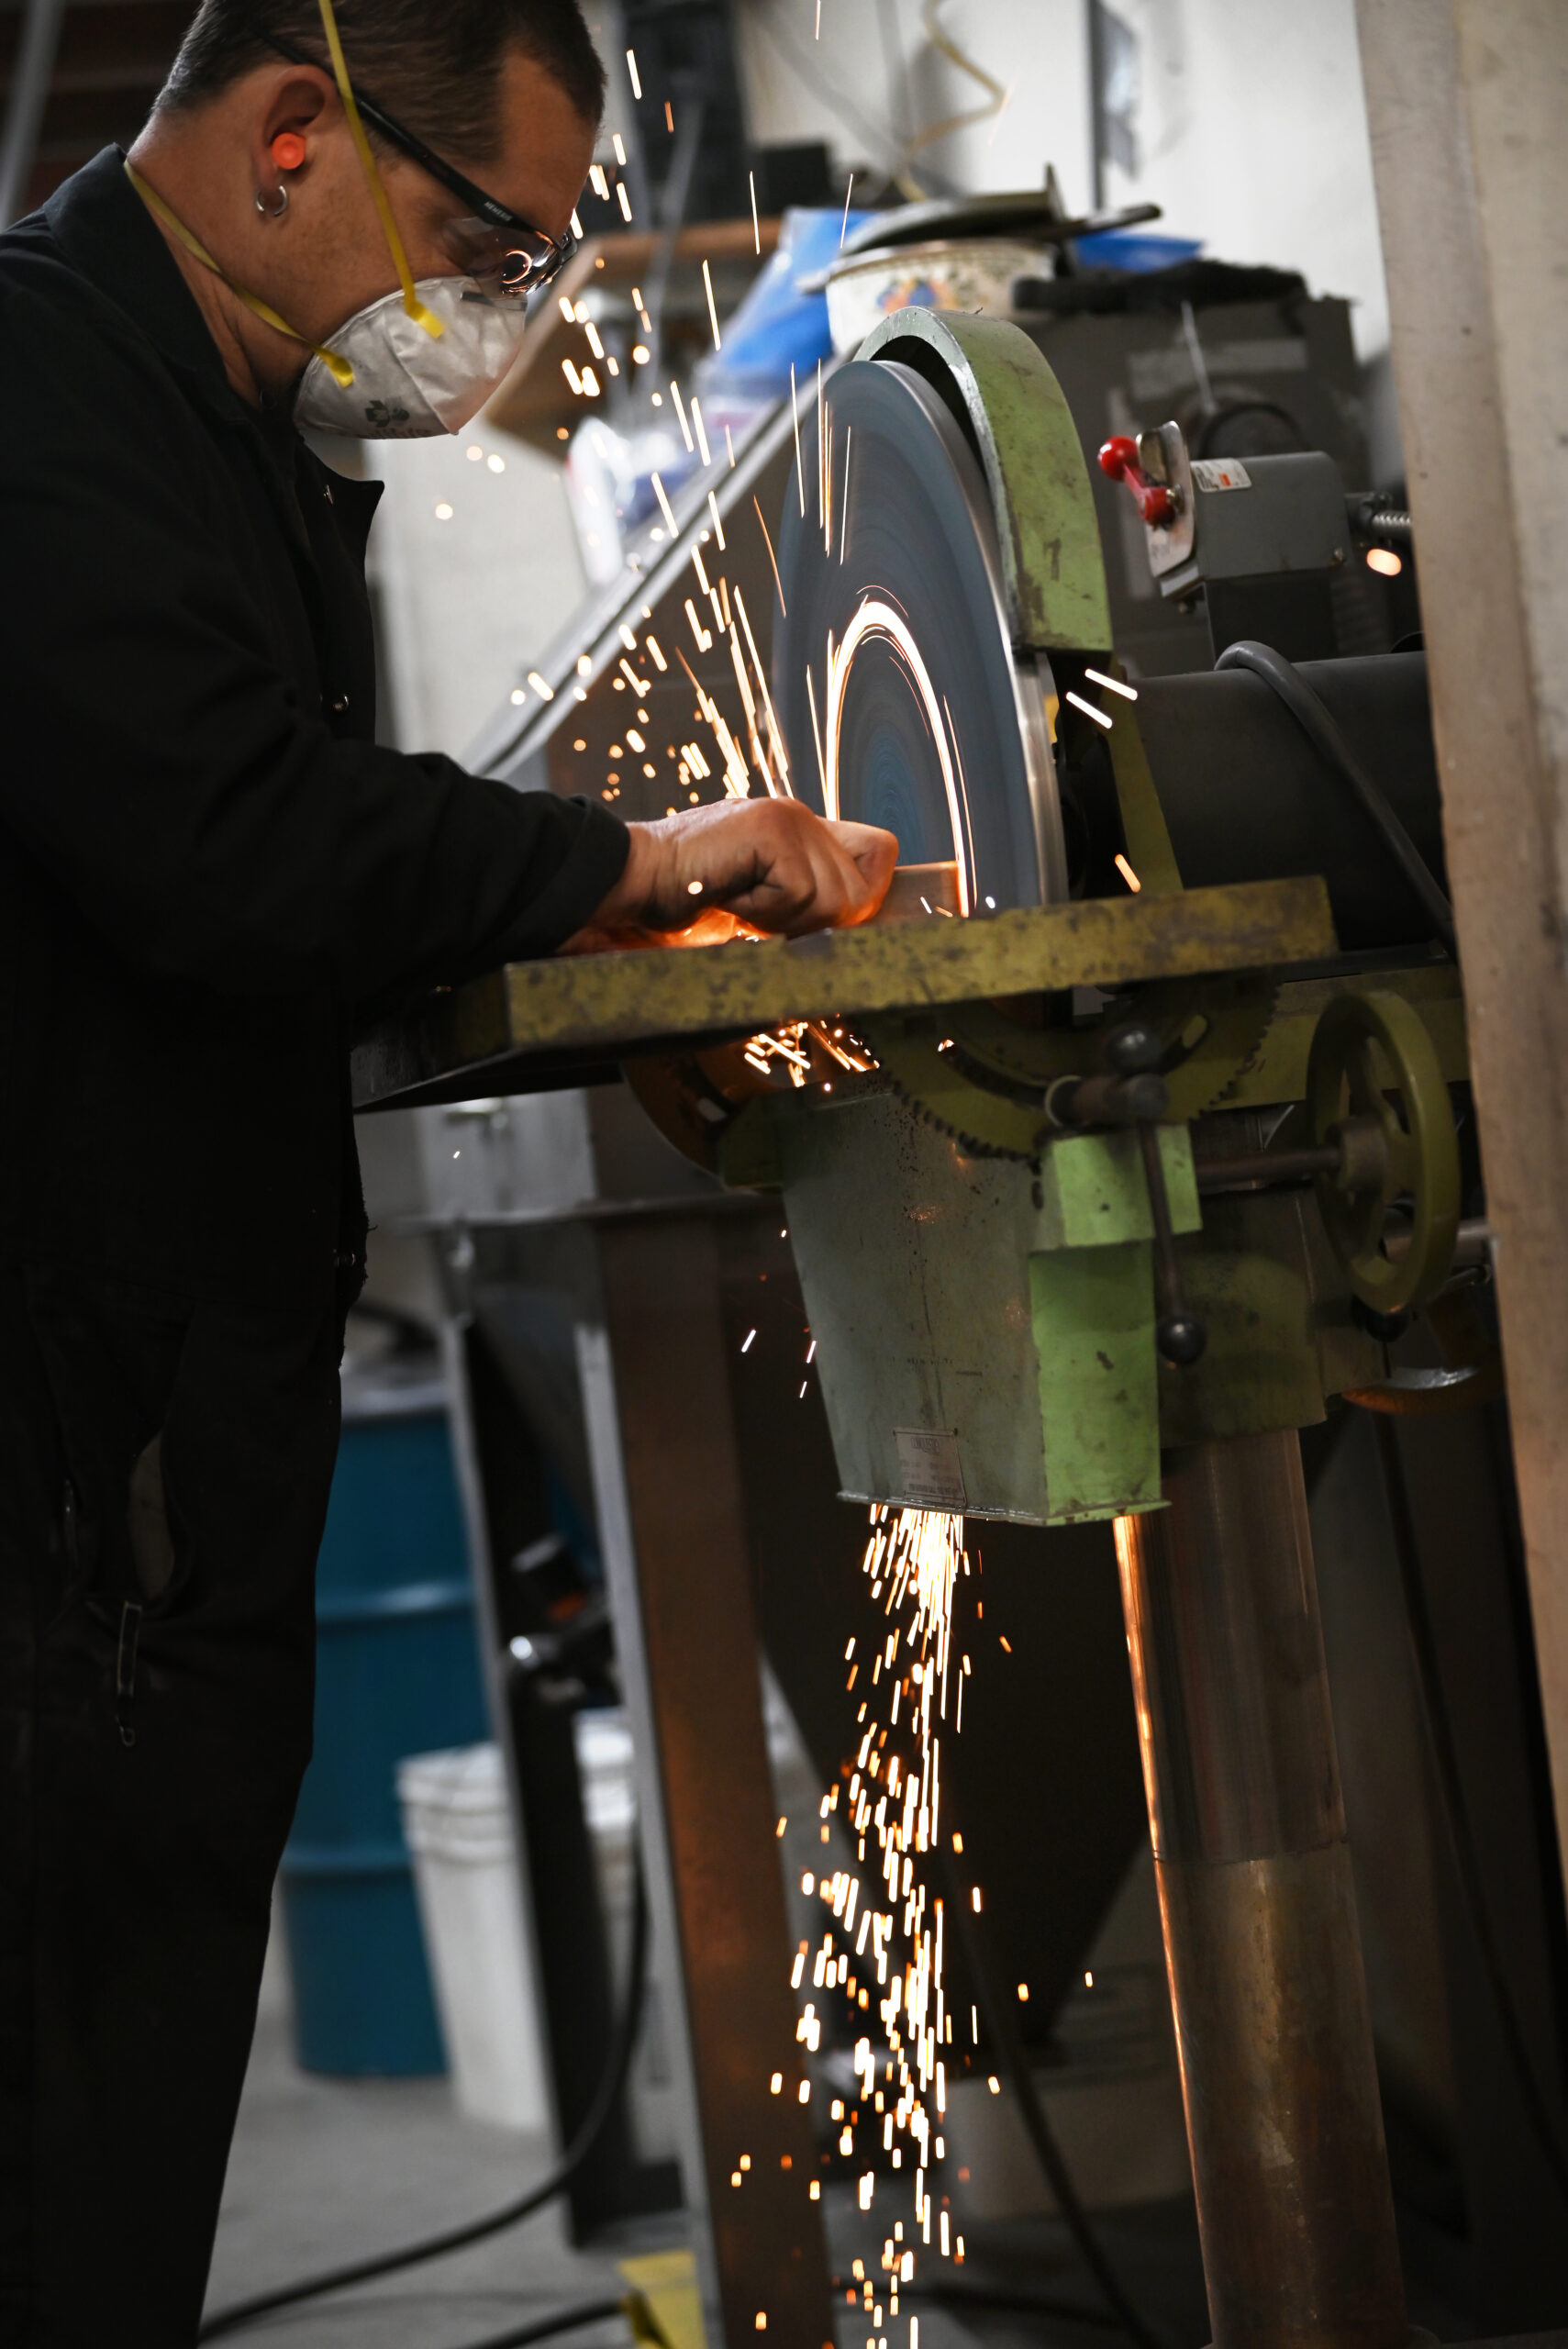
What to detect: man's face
<box><xmin>281</xmin><ymin>48</ymin><xmax>596</xmax><ymax>342</ymax></box>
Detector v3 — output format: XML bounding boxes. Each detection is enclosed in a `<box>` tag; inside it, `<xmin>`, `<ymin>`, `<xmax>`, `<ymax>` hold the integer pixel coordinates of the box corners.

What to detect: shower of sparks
<box><xmin>670</xmin><ymin>379</ymin><xmax>695</xmax><ymax>454</ymax></box>
<box><xmin>691</xmin><ymin>397</ymin><xmax>714</xmax><ymax>467</ymax></box>
<box><xmin>741</xmin><ymin>1020</ymin><xmax>873</xmax><ymax>1083</ymax></box>
<box><xmin>1084</xmin><ymin>665</ymin><xmax>1138</xmax><ymax>701</ymax></box>
<box><xmin>1115</xmin><ymin>852</ymin><xmax>1142</xmax><ymax>893</ymax></box>
<box><xmin>753</xmin><ymin>1508</ymin><xmax>977</xmax><ymax>2294</ymax></box>
<box><xmin>806</xmin><ymin>662</ymin><xmax>828</xmax><ymax>803</ymax></box>
<box><xmin>626</xmin><ymin>47</ymin><xmax>641</xmax><ymax>98</ymax></box>
<box><xmin>750</xmin><ymin>170</ymin><xmax>762</xmax><ymax>254</ymax></box>
<box><xmin>754</xmin><ymin>497</ymin><xmax>787</xmax><ymax>615</ymax></box>
<box><xmin>734</xmin><ymin>585</ymin><xmax>791</xmax><ymax>790</ymax></box>
<box><xmin>1064</xmin><ymin>687</ymin><xmax>1112</xmax><ymax>729</ymax></box>
<box><xmin>703</xmin><ymin>258</ymin><xmax>722</xmax><ymax>351</ymax></box>
<box><xmin>840</xmin><ymin>173</ymin><xmax>855</xmax><ymax>249</ymax></box>
<box><xmin>651</xmin><ymin>473</ymin><xmax>678</xmax><ymax>536</ymax></box>
<box><xmin>791</xmin><ymin>364</ymin><xmax>806</xmax><ymax>518</ymax></box>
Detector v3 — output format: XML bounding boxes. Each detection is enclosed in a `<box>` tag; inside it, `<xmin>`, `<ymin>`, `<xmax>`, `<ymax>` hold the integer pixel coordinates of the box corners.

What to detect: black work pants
<box><xmin>0</xmin><ymin>1266</ymin><xmax>340</xmax><ymax>2346</ymax></box>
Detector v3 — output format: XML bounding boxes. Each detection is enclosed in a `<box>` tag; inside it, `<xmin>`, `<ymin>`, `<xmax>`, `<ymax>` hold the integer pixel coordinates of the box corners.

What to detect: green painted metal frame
<box><xmin>858</xmin><ymin>310</ymin><xmax>1113</xmax><ymax>652</ymax></box>
<box><xmin>351</xmin><ymin>876</ymin><xmax>1335</xmax><ymax>1110</ymax></box>
<box><xmin>1029</xmin><ymin>1128</ymin><xmax>1202</xmax><ymax>1520</ymax></box>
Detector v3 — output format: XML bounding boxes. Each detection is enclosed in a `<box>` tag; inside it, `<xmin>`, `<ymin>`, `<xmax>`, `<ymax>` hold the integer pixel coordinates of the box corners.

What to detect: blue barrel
<box><xmin>278</xmin><ymin>1360</ymin><xmax>489</xmax><ymax>2075</ymax></box>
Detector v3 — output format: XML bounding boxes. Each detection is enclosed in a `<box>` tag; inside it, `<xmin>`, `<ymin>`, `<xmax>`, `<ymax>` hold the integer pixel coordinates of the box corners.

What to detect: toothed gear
<box><xmin>861</xmin><ymin>971</ymin><xmax>1279</xmax><ymax>1162</ymax></box>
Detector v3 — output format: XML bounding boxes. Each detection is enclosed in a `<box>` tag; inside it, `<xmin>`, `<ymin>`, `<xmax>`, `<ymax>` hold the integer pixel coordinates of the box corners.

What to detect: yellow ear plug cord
<box><xmin>314</xmin><ymin>0</ymin><xmax>442</xmax><ymax>340</ymax></box>
<box><xmin>124</xmin><ymin>159</ymin><xmax>356</xmax><ymax>386</ymax></box>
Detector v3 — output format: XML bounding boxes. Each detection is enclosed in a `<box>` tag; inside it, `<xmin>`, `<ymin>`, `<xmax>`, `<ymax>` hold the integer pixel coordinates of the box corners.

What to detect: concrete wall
<box><xmin>1096</xmin><ymin>0</ymin><xmax>1390</xmax><ymax>357</ymax></box>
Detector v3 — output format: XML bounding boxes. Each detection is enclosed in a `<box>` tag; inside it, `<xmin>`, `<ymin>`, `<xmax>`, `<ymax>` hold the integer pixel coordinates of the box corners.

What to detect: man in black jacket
<box><xmin>0</xmin><ymin>2</ymin><xmax>893</xmax><ymax>2337</ymax></box>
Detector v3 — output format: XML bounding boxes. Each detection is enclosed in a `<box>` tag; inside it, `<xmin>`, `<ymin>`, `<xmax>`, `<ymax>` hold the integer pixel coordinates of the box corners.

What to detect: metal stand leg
<box><xmin>1116</xmin><ymin>1431</ymin><xmax>1407</xmax><ymax>2349</ymax></box>
<box><xmin>579</xmin><ymin>1212</ymin><xmax>834</xmax><ymax>2348</ymax></box>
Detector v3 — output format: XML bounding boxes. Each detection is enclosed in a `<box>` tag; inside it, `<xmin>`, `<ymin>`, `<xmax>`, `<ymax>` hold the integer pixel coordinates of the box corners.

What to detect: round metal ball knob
<box><xmin>1106</xmin><ymin>1020</ymin><xmax>1163</xmax><ymax>1075</ymax></box>
<box><xmin>1157</xmin><ymin>1312</ymin><xmax>1207</xmax><ymax>1367</ymax></box>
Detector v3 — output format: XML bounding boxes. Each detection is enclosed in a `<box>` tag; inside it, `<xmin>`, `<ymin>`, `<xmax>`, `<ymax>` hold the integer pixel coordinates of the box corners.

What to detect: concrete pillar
<box><xmin>1354</xmin><ymin>0</ymin><xmax>1568</xmax><ymax>1875</ymax></box>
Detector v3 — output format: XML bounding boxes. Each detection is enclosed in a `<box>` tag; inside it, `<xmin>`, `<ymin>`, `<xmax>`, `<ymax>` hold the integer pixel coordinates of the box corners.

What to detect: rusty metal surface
<box><xmin>1157</xmin><ymin>1846</ymin><xmax>1407</xmax><ymax>2349</ymax></box>
<box><xmin>581</xmin><ymin>1215</ymin><xmax>834</xmax><ymax>2346</ymax></box>
<box><xmin>1118</xmin><ymin>1432</ymin><xmax>1407</xmax><ymax>2349</ymax></box>
<box><xmin>351</xmin><ymin>875</ymin><xmax>1336</xmax><ymax>1109</ymax></box>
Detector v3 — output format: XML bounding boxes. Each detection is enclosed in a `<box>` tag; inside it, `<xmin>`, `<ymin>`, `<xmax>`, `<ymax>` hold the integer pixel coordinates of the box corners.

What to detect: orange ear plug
<box><xmin>272</xmin><ymin>132</ymin><xmax>307</xmax><ymax>171</ymax></box>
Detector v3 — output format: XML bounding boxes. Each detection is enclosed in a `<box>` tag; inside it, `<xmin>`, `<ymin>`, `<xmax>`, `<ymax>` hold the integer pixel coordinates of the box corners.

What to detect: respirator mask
<box><xmin>292</xmin><ymin>271</ymin><xmax>532</xmax><ymax>438</ymax></box>
<box><xmin>127</xmin><ymin>0</ymin><xmax>580</xmax><ymax>440</ymax></box>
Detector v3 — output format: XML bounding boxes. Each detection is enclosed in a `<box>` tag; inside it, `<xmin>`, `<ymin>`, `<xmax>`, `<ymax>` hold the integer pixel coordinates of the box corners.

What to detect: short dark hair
<box><xmin>158</xmin><ymin>0</ymin><xmax>605</xmax><ymax>162</ymax></box>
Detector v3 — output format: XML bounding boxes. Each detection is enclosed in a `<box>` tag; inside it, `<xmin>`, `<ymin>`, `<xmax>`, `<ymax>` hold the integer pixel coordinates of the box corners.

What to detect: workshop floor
<box><xmin>205</xmin><ymin>1934</ymin><xmax>655</xmax><ymax>2349</ymax></box>
<box><xmin>206</xmin><ymin>1946</ymin><xmax>1197</xmax><ymax>2349</ymax></box>
<box><xmin>210</xmin><ymin>1935</ymin><xmax>1475</xmax><ymax>2349</ymax></box>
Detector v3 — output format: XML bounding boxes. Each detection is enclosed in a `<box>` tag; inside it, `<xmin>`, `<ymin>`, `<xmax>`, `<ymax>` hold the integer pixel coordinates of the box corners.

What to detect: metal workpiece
<box><xmin>578</xmin><ymin>1215</ymin><xmax>834</xmax><ymax>2346</ymax></box>
<box><xmin>1117</xmin><ymin>1433</ymin><xmax>1407</xmax><ymax>2349</ymax></box>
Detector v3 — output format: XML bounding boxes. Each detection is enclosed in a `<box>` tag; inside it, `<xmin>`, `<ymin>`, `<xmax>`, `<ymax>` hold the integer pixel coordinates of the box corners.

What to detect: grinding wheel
<box><xmin>774</xmin><ymin>356</ymin><xmax>1066</xmax><ymax>911</ymax></box>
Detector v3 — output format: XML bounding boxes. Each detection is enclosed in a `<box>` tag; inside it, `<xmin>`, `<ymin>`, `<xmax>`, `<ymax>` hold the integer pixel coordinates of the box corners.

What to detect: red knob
<box><xmin>1098</xmin><ymin>435</ymin><xmax>1175</xmax><ymax>527</ymax></box>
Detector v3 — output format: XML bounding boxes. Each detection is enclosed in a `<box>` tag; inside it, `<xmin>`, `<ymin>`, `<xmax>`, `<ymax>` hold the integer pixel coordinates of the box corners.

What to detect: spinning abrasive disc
<box><xmin>773</xmin><ymin>356</ymin><xmax>1064</xmax><ymax>911</ymax></box>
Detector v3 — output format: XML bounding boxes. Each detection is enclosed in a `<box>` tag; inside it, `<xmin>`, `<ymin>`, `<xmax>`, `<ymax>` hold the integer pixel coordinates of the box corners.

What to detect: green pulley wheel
<box><xmin>1307</xmin><ymin>988</ymin><xmax>1461</xmax><ymax>1312</ymax></box>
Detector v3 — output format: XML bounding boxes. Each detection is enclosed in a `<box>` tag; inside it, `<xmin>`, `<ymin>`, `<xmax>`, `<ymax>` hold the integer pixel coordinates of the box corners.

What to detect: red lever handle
<box><xmin>1098</xmin><ymin>435</ymin><xmax>1176</xmax><ymax>527</ymax></box>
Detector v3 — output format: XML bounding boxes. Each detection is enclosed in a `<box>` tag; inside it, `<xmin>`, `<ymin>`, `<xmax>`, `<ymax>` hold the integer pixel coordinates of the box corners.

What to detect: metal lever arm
<box><xmin>1098</xmin><ymin>434</ymin><xmax>1177</xmax><ymax>527</ymax></box>
<box><xmin>1050</xmin><ymin>1020</ymin><xmax>1207</xmax><ymax>1369</ymax></box>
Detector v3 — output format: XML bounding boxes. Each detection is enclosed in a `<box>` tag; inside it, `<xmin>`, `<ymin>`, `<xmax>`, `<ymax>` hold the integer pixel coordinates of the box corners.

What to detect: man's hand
<box><xmin>565</xmin><ymin>798</ymin><xmax>898</xmax><ymax>951</ymax></box>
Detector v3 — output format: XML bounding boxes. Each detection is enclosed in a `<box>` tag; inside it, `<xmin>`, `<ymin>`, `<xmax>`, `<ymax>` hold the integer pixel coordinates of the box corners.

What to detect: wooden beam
<box><xmin>1355</xmin><ymin>0</ymin><xmax>1568</xmax><ymax>1871</ymax></box>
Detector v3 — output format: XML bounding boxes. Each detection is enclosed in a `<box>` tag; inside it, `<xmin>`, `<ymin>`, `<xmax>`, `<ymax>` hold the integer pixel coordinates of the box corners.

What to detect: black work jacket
<box><xmin>0</xmin><ymin>148</ymin><xmax>627</xmax><ymax>1326</ymax></box>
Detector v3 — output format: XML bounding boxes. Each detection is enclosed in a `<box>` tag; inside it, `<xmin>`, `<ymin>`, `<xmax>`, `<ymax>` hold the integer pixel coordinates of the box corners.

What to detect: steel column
<box><xmin>1116</xmin><ymin>1431</ymin><xmax>1407</xmax><ymax>2349</ymax></box>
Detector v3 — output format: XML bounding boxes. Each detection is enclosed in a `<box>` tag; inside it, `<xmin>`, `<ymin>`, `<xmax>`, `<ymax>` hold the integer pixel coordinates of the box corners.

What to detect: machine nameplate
<box><xmin>893</xmin><ymin>1429</ymin><xmax>967</xmax><ymax>1510</ymax></box>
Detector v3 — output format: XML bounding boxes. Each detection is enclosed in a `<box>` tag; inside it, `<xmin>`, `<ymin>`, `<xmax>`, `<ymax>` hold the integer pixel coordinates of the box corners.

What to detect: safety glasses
<box><xmin>261</xmin><ymin>24</ymin><xmax>582</xmax><ymax>297</ymax></box>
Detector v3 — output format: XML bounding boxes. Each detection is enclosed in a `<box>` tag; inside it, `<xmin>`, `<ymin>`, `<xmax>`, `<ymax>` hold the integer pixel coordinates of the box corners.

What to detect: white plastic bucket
<box><xmin>396</xmin><ymin>1743</ymin><xmax>549</xmax><ymax>2132</ymax></box>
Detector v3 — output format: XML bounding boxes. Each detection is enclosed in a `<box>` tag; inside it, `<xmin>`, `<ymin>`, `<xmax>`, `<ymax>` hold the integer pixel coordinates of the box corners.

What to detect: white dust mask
<box><xmin>292</xmin><ymin>273</ymin><xmax>529</xmax><ymax>438</ymax></box>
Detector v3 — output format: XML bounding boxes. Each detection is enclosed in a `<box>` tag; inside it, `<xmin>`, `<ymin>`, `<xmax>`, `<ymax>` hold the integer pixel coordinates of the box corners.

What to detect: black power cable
<box><xmin>1214</xmin><ymin>638</ymin><xmax>1458</xmax><ymax>955</ymax></box>
<box><xmin>1366</xmin><ymin>1411</ymin><xmax>1568</xmax><ymax>2208</ymax></box>
<box><xmin>199</xmin><ymin>1854</ymin><xmax>652</xmax><ymax>2340</ymax></box>
<box><xmin>939</xmin><ymin>1847</ymin><xmax>1170</xmax><ymax>2349</ymax></box>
